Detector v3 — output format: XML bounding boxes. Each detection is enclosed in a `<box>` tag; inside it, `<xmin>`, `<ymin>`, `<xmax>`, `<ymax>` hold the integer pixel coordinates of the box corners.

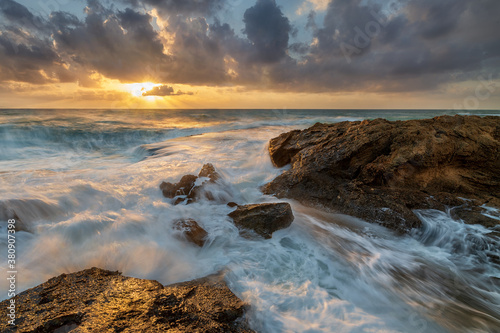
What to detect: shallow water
<box><xmin>1</xmin><ymin>109</ymin><xmax>499</xmax><ymax>332</ymax></box>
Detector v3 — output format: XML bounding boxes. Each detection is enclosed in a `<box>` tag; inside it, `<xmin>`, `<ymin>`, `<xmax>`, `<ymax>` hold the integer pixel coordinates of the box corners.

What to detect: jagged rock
<box><xmin>160</xmin><ymin>175</ymin><xmax>197</xmax><ymax>199</ymax></box>
<box><xmin>198</xmin><ymin>163</ymin><xmax>221</xmax><ymax>182</ymax></box>
<box><xmin>0</xmin><ymin>268</ymin><xmax>254</xmax><ymax>333</ymax></box>
<box><xmin>263</xmin><ymin>115</ymin><xmax>500</xmax><ymax>232</ymax></box>
<box><xmin>228</xmin><ymin>203</ymin><xmax>294</xmax><ymax>239</ymax></box>
<box><xmin>160</xmin><ymin>164</ymin><xmax>225</xmax><ymax>205</ymax></box>
<box><xmin>173</xmin><ymin>219</ymin><xmax>208</xmax><ymax>247</ymax></box>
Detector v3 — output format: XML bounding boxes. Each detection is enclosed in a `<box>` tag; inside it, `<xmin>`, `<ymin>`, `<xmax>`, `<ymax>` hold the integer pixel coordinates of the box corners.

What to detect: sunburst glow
<box><xmin>125</xmin><ymin>82</ymin><xmax>162</xmax><ymax>97</ymax></box>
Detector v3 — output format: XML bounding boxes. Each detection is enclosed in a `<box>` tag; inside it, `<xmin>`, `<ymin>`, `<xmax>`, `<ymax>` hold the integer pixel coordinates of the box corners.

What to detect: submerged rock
<box><xmin>228</xmin><ymin>203</ymin><xmax>294</xmax><ymax>239</ymax></box>
<box><xmin>173</xmin><ymin>219</ymin><xmax>208</xmax><ymax>247</ymax></box>
<box><xmin>0</xmin><ymin>199</ymin><xmax>63</xmax><ymax>233</ymax></box>
<box><xmin>160</xmin><ymin>163</ymin><xmax>227</xmax><ymax>205</ymax></box>
<box><xmin>263</xmin><ymin>115</ymin><xmax>500</xmax><ymax>232</ymax></box>
<box><xmin>0</xmin><ymin>268</ymin><xmax>254</xmax><ymax>333</ymax></box>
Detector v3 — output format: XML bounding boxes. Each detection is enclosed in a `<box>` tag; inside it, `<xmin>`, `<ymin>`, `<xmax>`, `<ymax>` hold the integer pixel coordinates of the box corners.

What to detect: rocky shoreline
<box><xmin>2</xmin><ymin>115</ymin><xmax>499</xmax><ymax>331</ymax></box>
<box><xmin>263</xmin><ymin>115</ymin><xmax>500</xmax><ymax>232</ymax></box>
<box><xmin>0</xmin><ymin>164</ymin><xmax>296</xmax><ymax>333</ymax></box>
<box><xmin>0</xmin><ymin>268</ymin><xmax>255</xmax><ymax>333</ymax></box>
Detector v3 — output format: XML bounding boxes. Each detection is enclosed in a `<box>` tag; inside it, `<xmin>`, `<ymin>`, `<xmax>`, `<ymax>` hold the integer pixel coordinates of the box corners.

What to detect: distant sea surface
<box><xmin>1</xmin><ymin>109</ymin><xmax>499</xmax><ymax>333</ymax></box>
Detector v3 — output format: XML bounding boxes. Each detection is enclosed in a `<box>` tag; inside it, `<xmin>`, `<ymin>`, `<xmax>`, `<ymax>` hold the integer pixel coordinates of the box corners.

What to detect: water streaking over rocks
<box><xmin>1</xmin><ymin>109</ymin><xmax>500</xmax><ymax>333</ymax></box>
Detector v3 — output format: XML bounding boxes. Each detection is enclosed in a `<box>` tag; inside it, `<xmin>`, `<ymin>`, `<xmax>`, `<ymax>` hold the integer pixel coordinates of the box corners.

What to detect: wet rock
<box><xmin>450</xmin><ymin>205</ymin><xmax>499</xmax><ymax>228</ymax></box>
<box><xmin>263</xmin><ymin>116</ymin><xmax>500</xmax><ymax>232</ymax></box>
<box><xmin>228</xmin><ymin>203</ymin><xmax>294</xmax><ymax>239</ymax></box>
<box><xmin>227</xmin><ymin>202</ymin><xmax>239</xmax><ymax>208</ymax></box>
<box><xmin>160</xmin><ymin>164</ymin><xmax>227</xmax><ymax>205</ymax></box>
<box><xmin>173</xmin><ymin>219</ymin><xmax>208</xmax><ymax>247</ymax></box>
<box><xmin>0</xmin><ymin>268</ymin><xmax>254</xmax><ymax>333</ymax></box>
<box><xmin>160</xmin><ymin>174</ymin><xmax>197</xmax><ymax>199</ymax></box>
<box><xmin>198</xmin><ymin>163</ymin><xmax>221</xmax><ymax>182</ymax></box>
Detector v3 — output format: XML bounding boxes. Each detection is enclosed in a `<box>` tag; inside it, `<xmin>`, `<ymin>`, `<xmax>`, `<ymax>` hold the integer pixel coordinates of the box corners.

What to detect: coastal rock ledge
<box><xmin>0</xmin><ymin>268</ymin><xmax>254</xmax><ymax>333</ymax></box>
<box><xmin>263</xmin><ymin>115</ymin><xmax>500</xmax><ymax>232</ymax></box>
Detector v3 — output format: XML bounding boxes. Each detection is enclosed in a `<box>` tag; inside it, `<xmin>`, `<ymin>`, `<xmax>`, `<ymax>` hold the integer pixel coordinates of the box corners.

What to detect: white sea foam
<box><xmin>1</xmin><ymin>109</ymin><xmax>499</xmax><ymax>332</ymax></box>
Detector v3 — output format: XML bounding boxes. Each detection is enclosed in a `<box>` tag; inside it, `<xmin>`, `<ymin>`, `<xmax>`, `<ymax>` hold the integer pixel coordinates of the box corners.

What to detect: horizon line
<box><xmin>0</xmin><ymin>108</ymin><xmax>499</xmax><ymax>111</ymax></box>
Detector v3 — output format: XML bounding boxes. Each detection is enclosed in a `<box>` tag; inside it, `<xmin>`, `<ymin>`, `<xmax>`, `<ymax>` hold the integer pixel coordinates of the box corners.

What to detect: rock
<box><xmin>198</xmin><ymin>163</ymin><xmax>221</xmax><ymax>182</ymax></box>
<box><xmin>263</xmin><ymin>115</ymin><xmax>500</xmax><ymax>232</ymax></box>
<box><xmin>160</xmin><ymin>164</ymin><xmax>226</xmax><ymax>205</ymax></box>
<box><xmin>0</xmin><ymin>268</ymin><xmax>254</xmax><ymax>333</ymax></box>
<box><xmin>173</xmin><ymin>219</ymin><xmax>209</xmax><ymax>247</ymax></box>
<box><xmin>228</xmin><ymin>203</ymin><xmax>294</xmax><ymax>239</ymax></box>
<box><xmin>450</xmin><ymin>204</ymin><xmax>500</xmax><ymax>228</ymax></box>
<box><xmin>160</xmin><ymin>174</ymin><xmax>197</xmax><ymax>199</ymax></box>
<box><xmin>227</xmin><ymin>202</ymin><xmax>239</xmax><ymax>208</ymax></box>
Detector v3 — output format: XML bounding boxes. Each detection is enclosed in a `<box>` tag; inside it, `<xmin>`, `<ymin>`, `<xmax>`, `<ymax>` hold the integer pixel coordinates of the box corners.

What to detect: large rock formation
<box><xmin>263</xmin><ymin>115</ymin><xmax>500</xmax><ymax>232</ymax></box>
<box><xmin>228</xmin><ymin>203</ymin><xmax>295</xmax><ymax>239</ymax></box>
<box><xmin>0</xmin><ymin>268</ymin><xmax>253</xmax><ymax>333</ymax></box>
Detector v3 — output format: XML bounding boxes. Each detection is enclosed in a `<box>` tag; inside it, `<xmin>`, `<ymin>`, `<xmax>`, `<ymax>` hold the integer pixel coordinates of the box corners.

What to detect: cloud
<box><xmin>243</xmin><ymin>0</ymin><xmax>291</xmax><ymax>63</ymax></box>
<box><xmin>0</xmin><ymin>0</ymin><xmax>46</xmax><ymax>30</ymax></box>
<box><xmin>51</xmin><ymin>3</ymin><xmax>168</xmax><ymax>83</ymax></box>
<box><xmin>162</xmin><ymin>15</ymin><xmax>228</xmax><ymax>84</ymax></box>
<box><xmin>405</xmin><ymin>0</ymin><xmax>468</xmax><ymax>39</ymax></box>
<box><xmin>0</xmin><ymin>0</ymin><xmax>498</xmax><ymax>98</ymax></box>
<box><xmin>124</xmin><ymin>0</ymin><xmax>224</xmax><ymax>16</ymax></box>
<box><xmin>297</xmin><ymin>0</ymin><xmax>329</xmax><ymax>15</ymax></box>
<box><xmin>260</xmin><ymin>0</ymin><xmax>500</xmax><ymax>93</ymax></box>
<box><xmin>142</xmin><ymin>84</ymin><xmax>192</xmax><ymax>96</ymax></box>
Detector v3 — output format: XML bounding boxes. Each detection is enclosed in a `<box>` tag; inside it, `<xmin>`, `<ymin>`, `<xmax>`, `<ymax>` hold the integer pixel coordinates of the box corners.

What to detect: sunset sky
<box><xmin>0</xmin><ymin>0</ymin><xmax>499</xmax><ymax>109</ymax></box>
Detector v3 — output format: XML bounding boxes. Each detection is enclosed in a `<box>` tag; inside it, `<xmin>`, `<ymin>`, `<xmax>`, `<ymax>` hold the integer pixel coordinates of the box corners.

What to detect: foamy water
<box><xmin>1</xmin><ymin>109</ymin><xmax>499</xmax><ymax>332</ymax></box>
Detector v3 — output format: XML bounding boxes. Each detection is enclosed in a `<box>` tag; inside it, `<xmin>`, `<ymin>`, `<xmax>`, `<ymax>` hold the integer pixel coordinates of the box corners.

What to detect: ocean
<box><xmin>1</xmin><ymin>109</ymin><xmax>499</xmax><ymax>332</ymax></box>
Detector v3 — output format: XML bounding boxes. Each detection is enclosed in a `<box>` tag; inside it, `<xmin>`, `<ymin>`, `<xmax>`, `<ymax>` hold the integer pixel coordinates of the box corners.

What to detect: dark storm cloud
<box><xmin>0</xmin><ymin>0</ymin><xmax>75</xmax><ymax>84</ymax></box>
<box><xmin>142</xmin><ymin>85</ymin><xmax>174</xmax><ymax>96</ymax></box>
<box><xmin>0</xmin><ymin>30</ymin><xmax>71</xmax><ymax>84</ymax></box>
<box><xmin>162</xmin><ymin>15</ymin><xmax>228</xmax><ymax>84</ymax></box>
<box><xmin>142</xmin><ymin>84</ymin><xmax>192</xmax><ymax>96</ymax></box>
<box><xmin>313</xmin><ymin>0</ymin><xmax>381</xmax><ymax>57</ymax></box>
<box><xmin>0</xmin><ymin>0</ymin><xmax>45</xmax><ymax>30</ymax></box>
<box><xmin>49</xmin><ymin>11</ymin><xmax>82</xmax><ymax>30</ymax></box>
<box><xmin>259</xmin><ymin>0</ymin><xmax>500</xmax><ymax>92</ymax></box>
<box><xmin>406</xmin><ymin>0</ymin><xmax>469</xmax><ymax>40</ymax></box>
<box><xmin>51</xmin><ymin>2</ymin><xmax>168</xmax><ymax>82</ymax></box>
<box><xmin>0</xmin><ymin>0</ymin><xmax>499</xmax><ymax>95</ymax></box>
<box><xmin>243</xmin><ymin>0</ymin><xmax>291</xmax><ymax>63</ymax></box>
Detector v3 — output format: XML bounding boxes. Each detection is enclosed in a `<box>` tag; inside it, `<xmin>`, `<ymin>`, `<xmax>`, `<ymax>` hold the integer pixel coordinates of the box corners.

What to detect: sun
<box><xmin>125</xmin><ymin>82</ymin><xmax>162</xmax><ymax>97</ymax></box>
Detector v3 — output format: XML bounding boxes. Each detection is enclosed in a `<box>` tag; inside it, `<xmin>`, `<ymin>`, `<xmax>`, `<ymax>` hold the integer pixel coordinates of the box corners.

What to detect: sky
<box><xmin>0</xmin><ymin>0</ymin><xmax>499</xmax><ymax>109</ymax></box>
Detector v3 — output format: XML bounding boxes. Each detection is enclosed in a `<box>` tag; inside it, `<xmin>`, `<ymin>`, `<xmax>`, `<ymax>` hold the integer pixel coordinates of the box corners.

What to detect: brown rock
<box><xmin>173</xmin><ymin>219</ymin><xmax>209</xmax><ymax>247</ymax></box>
<box><xmin>160</xmin><ymin>164</ymin><xmax>225</xmax><ymax>205</ymax></box>
<box><xmin>160</xmin><ymin>175</ymin><xmax>197</xmax><ymax>199</ymax></box>
<box><xmin>263</xmin><ymin>116</ymin><xmax>500</xmax><ymax>232</ymax></box>
<box><xmin>0</xmin><ymin>268</ymin><xmax>254</xmax><ymax>333</ymax></box>
<box><xmin>450</xmin><ymin>204</ymin><xmax>500</xmax><ymax>228</ymax></box>
<box><xmin>227</xmin><ymin>202</ymin><xmax>239</xmax><ymax>208</ymax></box>
<box><xmin>198</xmin><ymin>163</ymin><xmax>221</xmax><ymax>182</ymax></box>
<box><xmin>228</xmin><ymin>203</ymin><xmax>294</xmax><ymax>239</ymax></box>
